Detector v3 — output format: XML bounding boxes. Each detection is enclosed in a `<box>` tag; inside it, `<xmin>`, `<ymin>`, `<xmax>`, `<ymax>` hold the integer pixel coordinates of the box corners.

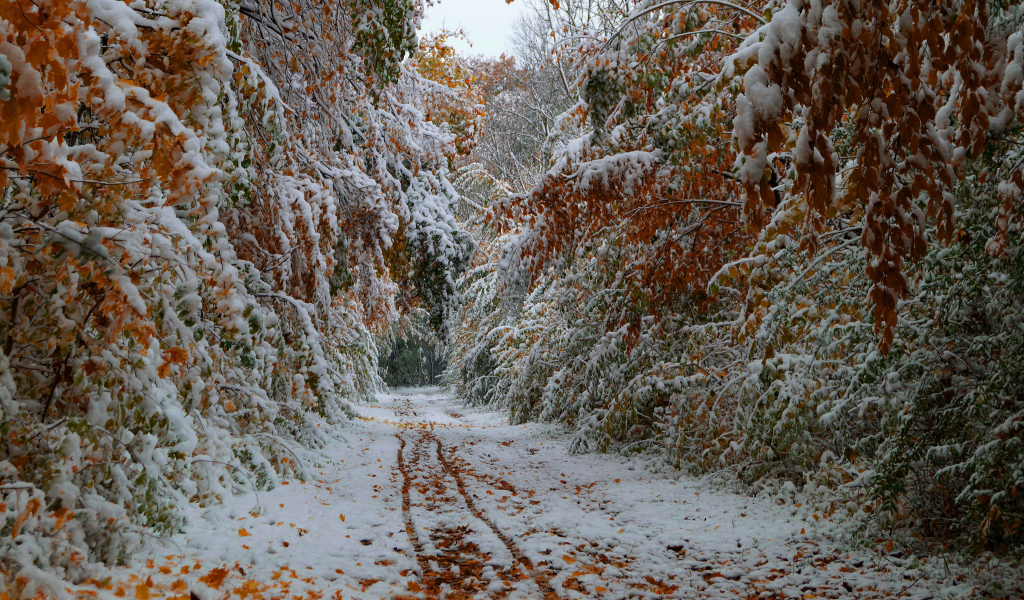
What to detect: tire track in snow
<box><xmin>397</xmin><ymin>434</ymin><xmax>431</xmax><ymax>578</ymax></box>
<box><xmin>431</xmin><ymin>434</ymin><xmax>559</xmax><ymax>599</ymax></box>
<box><xmin>397</xmin><ymin>402</ymin><xmax>532</xmax><ymax>599</ymax></box>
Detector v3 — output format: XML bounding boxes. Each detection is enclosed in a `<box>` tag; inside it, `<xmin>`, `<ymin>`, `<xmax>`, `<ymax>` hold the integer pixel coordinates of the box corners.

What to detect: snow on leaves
<box><xmin>729</xmin><ymin>0</ymin><xmax>1024</xmax><ymax>353</ymax></box>
<box><xmin>0</xmin><ymin>0</ymin><xmax>474</xmax><ymax>585</ymax></box>
<box><xmin>448</xmin><ymin>0</ymin><xmax>1024</xmax><ymax>553</ymax></box>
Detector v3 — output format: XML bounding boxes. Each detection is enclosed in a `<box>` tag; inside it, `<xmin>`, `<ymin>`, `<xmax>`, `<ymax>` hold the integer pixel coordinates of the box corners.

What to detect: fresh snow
<box><xmin>66</xmin><ymin>388</ymin><xmax>994</xmax><ymax>599</ymax></box>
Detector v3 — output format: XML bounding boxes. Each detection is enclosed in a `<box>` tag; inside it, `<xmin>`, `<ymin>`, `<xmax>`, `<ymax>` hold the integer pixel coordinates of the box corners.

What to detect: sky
<box><xmin>420</xmin><ymin>0</ymin><xmax>531</xmax><ymax>57</ymax></box>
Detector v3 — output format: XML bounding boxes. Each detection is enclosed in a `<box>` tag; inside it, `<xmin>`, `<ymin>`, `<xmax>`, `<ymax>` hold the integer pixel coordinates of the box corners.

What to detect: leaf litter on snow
<box><xmin>69</xmin><ymin>389</ymin><xmax>1019</xmax><ymax>600</ymax></box>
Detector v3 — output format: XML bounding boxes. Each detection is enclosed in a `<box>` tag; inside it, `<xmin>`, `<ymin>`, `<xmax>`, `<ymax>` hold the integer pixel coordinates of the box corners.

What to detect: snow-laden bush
<box><xmin>446</xmin><ymin>0</ymin><xmax>1024</xmax><ymax>553</ymax></box>
<box><xmin>450</xmin><ymin>161</ymin><xmax>1024</xmax><ymax>549</ymax></box>
<box><xmin>0</xmin><ymin>0</ymin><xmax>471</xmax><ymax>589</ymax></box>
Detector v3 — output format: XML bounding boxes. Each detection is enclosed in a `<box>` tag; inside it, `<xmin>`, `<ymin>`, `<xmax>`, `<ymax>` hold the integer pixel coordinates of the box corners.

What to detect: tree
<box><xmin>0</xmin><ymin>0</ymin><xmax>474</xmax><ymax>583</ymax></box>
<box><xmin>447</xmin><ymin>0</ymin><xmax>1024</xmax><ymax>552</ymax></box>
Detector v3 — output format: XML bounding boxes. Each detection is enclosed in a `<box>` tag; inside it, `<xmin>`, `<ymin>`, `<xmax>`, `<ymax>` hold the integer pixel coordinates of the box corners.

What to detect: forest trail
<box><xmin>79</xmin><ymin>389</ymin><xmax>971</xmax><ymax>600</ymax></box>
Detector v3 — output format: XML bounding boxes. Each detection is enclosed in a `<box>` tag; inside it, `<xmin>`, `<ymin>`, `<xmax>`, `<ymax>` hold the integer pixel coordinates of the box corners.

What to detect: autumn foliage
<box><xmin>447</xmin><ymin>0</ymin><xmax>1024</xmax><ymax>552</ymax></box>
<box><xmin>0</xmin><ymin>0</ymin><xmax>473</xmax><ymax>587</ymax></box>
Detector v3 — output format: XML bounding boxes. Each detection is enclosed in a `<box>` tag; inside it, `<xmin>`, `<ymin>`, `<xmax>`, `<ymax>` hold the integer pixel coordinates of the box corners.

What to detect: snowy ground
<box><xmin>69</xmin><ymin>388</ymin><xmax>1009</xmax><ymax>599</ymax></box>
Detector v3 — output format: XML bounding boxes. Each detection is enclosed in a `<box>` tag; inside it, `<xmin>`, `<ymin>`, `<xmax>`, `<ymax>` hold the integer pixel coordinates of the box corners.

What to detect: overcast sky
<box><xmin>420</xmin><ymin>0</ymin><xmax>531</xmax><ymax>57</ymax></box>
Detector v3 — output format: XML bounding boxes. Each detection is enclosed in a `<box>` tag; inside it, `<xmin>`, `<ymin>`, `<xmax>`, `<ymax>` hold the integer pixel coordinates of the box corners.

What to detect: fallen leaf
<box><xmin>563</xmin><ymin>555</ymin><xmax>576</xmax><ymax>564</ymax></box>
<box><xmin>236</xmin><ymin>580</ymin><xmax>261</xmax><ymax>599</ymax></box>
<box><xmin>199</xmin><ymin>568</ymin><xmax>230</xmax><ymax>590</ymax></box>
<box><xmin>239</xmin><ymin>528</ymin><xmax>251</xmax><ymax>536</ymax></box>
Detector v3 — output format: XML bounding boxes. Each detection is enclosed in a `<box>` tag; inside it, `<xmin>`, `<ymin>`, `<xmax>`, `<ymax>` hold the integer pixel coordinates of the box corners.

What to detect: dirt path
<box><xmin>77</xmin><ymin>388</ymin><xmax>978</xmax><ymax>600</ymax></box>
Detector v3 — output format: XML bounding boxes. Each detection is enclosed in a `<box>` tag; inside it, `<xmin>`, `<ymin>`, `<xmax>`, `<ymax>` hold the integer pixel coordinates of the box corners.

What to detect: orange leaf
<box><xmin>199</xmin><ymin>568</ymin><xmax>229</xmax><ymax>590</ymax></box>
<box><xmin>163</xmin><ymin>347</ymin><xmax>188</xmax><ymax>364</ymax></box>
<box><xmin>12</xmin><ymin>498</ymin><xmax>41</xmax><ymax>539</ymax></box>
<box><xmin>236</xmin><ymin>580</ymin><xmax>261</xmax><ymax>599</ymax></box>
<box><xmin>562</xmin><ymin>555</ymin><xmax>576</xmax><ymax>564</ymax></box>
<box><xmin>238</xmin><ymin>528</ymin><xmax>251</xmax><ymax>536</ymax></box>
<box><xmin>339</xmin><ymin>514</ymin><xmax>345</xmax><ymax>521</ymax></box>
<box><xmin>0</xmin><ymin>266</ymin><xmax>15</xmax><ymax>295</ymax></box>
<box><xmin>51</xmin><ymin>507</ymin><xmax>71</xmax><ymax>532</ymax></box>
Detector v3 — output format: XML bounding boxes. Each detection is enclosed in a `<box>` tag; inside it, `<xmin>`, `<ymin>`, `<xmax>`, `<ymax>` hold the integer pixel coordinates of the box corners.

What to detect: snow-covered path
<box><xmin>83</xmin><ymin>388</ymin><xmax>976</xmax><ymax>599</ymax></box>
